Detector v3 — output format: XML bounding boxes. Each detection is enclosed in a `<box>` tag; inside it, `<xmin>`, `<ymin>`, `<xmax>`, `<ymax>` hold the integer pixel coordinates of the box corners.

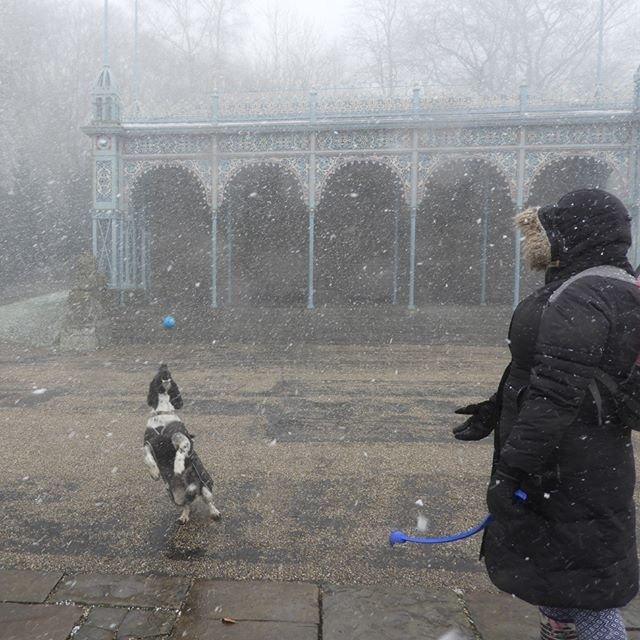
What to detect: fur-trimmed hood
<box><xmin>539</xmin><ymin>188</ymin><xmax>633</xmax><ymax>281</ymax></box>
<box><xmin>517</xmin><ymin>188</ymin><xmax>633</xmax><ymax>282</ymax></box>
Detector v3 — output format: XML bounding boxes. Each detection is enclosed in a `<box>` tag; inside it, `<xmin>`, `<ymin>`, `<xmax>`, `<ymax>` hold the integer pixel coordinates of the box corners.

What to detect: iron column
<box><xmin>409</xmin><ymin>129</ymin><xmax>418</xmax><ymax>310</ymax></box>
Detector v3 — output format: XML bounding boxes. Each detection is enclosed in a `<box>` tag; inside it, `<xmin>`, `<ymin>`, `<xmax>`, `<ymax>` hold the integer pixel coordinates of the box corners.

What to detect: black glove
<box><xmin>486</xmin><ymin>467</ymin><xmax>526</xmax><ymax>521</ymax></box>
<box><xmin>452</xmin><ymin>399</ymin><xmax>498</xmax><ymax>441</ymax></box>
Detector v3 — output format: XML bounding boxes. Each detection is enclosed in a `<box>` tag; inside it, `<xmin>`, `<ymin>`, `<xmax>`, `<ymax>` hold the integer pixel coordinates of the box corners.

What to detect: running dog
<box><xmin>143</xmin><ymin>364</ymin><xmax>221</xmax><ymax>524</ymax></box>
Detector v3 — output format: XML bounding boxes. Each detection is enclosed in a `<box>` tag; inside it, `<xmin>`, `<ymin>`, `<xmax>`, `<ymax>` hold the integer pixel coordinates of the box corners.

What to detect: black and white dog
<box><xmin>143</xmin><ymin>364</ymin><xmax>221</xmax><ymax>524</ymax></box>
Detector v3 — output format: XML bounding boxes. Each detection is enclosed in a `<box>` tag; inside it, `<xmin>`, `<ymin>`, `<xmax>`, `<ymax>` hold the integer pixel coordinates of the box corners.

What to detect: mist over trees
<box><xmin>1</xmin><ymin>0</ymin><xmax>639</xmax><ymax>296</ymax></box>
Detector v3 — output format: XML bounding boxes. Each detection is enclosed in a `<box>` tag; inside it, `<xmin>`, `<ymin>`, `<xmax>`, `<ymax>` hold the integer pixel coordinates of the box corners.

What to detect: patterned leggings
<box><xmin>540</xmin><ymin>607</ymin><xmax>627</xmax><ymax>640</ymax></box>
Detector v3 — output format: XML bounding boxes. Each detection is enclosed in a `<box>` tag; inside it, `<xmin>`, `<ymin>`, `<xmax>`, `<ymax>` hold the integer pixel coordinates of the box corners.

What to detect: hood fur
<box><xmin>515</xmin><ymin>207</ymin><xmax>552</xmax><ymax>272</ymax></box>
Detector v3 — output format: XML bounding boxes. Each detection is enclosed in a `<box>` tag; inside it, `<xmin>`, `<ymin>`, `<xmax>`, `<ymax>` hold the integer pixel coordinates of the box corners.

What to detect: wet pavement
<box><xmin>1</xmin><ymin>342</ymin><xmax>640</xmax><ymax>638</ymax></box>
<box><xmin>0</xmin><ymin>342</ymin><xmax>513</xmax><ymax>590</ymax></box>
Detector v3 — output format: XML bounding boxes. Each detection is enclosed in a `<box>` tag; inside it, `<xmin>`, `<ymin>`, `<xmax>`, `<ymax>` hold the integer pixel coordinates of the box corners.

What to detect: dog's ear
<box><xmin>169</xmin><ymin>381</ymin><xmax>183</xmax><ymax>410</ymax></box>
<box><xmin>147</xmin><ymin>378</ymin><xmax>160</xmax><ymax>408</ymax></box>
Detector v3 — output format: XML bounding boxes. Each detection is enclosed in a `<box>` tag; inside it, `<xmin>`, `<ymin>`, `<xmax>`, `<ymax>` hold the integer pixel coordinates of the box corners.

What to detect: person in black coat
<box><xmin>454</xmin><ymin>189</ymin><xmax>640</xmax><ymax>639</ymax></box>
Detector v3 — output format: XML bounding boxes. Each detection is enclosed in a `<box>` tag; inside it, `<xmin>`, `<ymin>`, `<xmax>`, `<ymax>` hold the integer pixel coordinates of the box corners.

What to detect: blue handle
<box><xmin>389</xmin><ymin>490</ymin><xmax>527</xmax><ymax>547</ymax></box>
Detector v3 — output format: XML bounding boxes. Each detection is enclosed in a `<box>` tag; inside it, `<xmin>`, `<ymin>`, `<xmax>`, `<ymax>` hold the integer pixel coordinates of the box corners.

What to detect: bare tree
<box><xmin>243</xmin><ymin>1</ymin><xmax>346</xmax><ymax>91</ymax></box>
<box><xmin>406</xmin><ymin>0</ymin><xmax>639</xmax><ymax>96</ymax></box>
<box><xmin>144</xmin><ymin>0</ymin><xmax>245</xmax><ymax>93</ymax></box>
<box><xmin>349</xmin><ymin>0</ymin><xmax>408</xmax><ymax>93</ymax></box>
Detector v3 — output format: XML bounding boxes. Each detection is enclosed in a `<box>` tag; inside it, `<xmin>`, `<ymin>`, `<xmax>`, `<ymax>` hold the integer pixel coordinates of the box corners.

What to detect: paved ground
<box><xmin>0</xmin><ymin>342</ymin><xmax>511</xmax><ymax>590</ymax></box>
<box><xmin>2</xmin><ymin>342</ymin><xmax>640</xmax><ymax>638</ymax></box>
<box><xmin>1</xmin><ymin>568</ymin><xmax>640</xmax><ymax>639</ymax></box>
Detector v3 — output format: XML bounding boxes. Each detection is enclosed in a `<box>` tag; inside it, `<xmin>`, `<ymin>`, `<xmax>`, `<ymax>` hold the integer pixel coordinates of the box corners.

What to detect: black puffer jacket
<box><xmin>483</xmin><ymin>189</ymin><xmax>640</xmax><ymax>609</ymax></box>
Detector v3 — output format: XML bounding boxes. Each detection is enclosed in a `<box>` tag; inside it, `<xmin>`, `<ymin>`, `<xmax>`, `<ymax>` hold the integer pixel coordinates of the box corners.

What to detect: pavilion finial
<box><xmin>91</xmin><ymin>65</ymin><xmax>121</xmax><ymax>124</ymax></box>
<box><xmin>103</xmin><ymin>0</ymin><xmax>109</xmax><ymax>67</ymax></box>
<box><xmin>90</xmin><ymin>0</ymin><xmax>121</xmax><ymax>124</ymax></box>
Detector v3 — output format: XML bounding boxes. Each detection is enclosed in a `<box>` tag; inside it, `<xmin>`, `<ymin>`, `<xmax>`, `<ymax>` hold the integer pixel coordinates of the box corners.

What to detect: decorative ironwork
<box><xmin>218</xmin><ymin>132</ymin><xmax>309</xmax><ymax>153</ymax></box>
<box><xmin>418</xmin><ymin>92</ymin><xmax>520</xmax><ymax>112</ymax></box>
<box><xmin>124</xmin><ymin>97</ymin><xmax>211</xmax><ymax>123</ymax></box>
<box><xmin>218</xmin><ymin>157</ymin><xmax>308</xmax><ymax>205</ymax></box>
<box><xmin>89</xmin><ymin>75</ymin><xmax>640</xmax><ymax>298</ymax></box>
<box><xmin>525</xmin><ymin>151</ymin><xmax>630</xmax><ymax>202</ymax></box>
<box><xmin>315</xmin><ymin>155</ymin><xmax>411</xmax><ymax>205</ymax></box>
<box><xmin>123</xmin><ymin>134</ymin><xmax>211</xmax><ymax>155</ymax></box>
<box><xmin>316</xmin><ymin>89</ymin><xmax>413</xmax><ymax>116</ymax></box>
<box><xmin>419</xmin><ymin>127</ymin><xmax>520</xmax><ymax>148</ymax></box>
<box><xmin>219</xmin><ymin>91</ymin><xmax>308</xmax><ymax>120</ymax></box>
<box><xmin>92</xmin><ymin>209</ymin><xmax>119</xmax><ymax>287</ymax></box>
<box><xmin>419</xmin><ymin>153</ymin><xmax>518</xmax><ymax>201</ymax></box>
<box><xmin>124</xmin><ymin>84</ymin><xmax>635</xmax><ymax>122</ymax></box>
<box><xmin>527</xmin><ymin>86</ymin><xmax>633</xmax><ymax>110</ymax></box>
<box><xmin>526</xmin><ymin>124</ymin><xmax>631</xmax><ymax>146</ymax></box>
<box><xmin>317</xmin><ymin>129</ymin><xmax>411</xmax><ymax>151</ymax></box>
<box><xmin>123</xmin><ymin>159</ymin><xmax>212</xmax><ymax>205</ymax></box>
<box><xmin>95</xmin><ymin>160</ymin><xmax>113</xmax><ymax>204</ymax></box>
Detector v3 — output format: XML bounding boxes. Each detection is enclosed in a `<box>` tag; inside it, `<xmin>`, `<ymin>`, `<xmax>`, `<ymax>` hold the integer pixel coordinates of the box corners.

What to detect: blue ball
<box><xmin>162</xmin><ymin>315</ymin><xmax>176</xmax><ymax>329</ymax></box>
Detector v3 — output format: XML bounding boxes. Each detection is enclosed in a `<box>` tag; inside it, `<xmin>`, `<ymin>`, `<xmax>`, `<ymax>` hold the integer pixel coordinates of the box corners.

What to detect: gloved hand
<box><xmin>486</xmin><ymin>467</ymin><xmax>526</xmax><ymax>521</ymax></box>
<box><xmin>452</xmin><ymin>399</ymin><xmax>498</xmax><ymax>441</ymax></box>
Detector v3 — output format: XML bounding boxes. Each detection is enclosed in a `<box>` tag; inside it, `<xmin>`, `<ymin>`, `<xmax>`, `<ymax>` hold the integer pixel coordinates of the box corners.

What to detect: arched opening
<box><xmin>521</xmin><ymin>156</ymin><xmax>615</xmax><ymax>295</ymax></box>
<box><xmin>528</xmin><ymin>156</ymin><xmax>614</xmax><ymax>206</ymax></box>
<box><xmin>131</xmin><ymin>165</ymin><xmax>211</xmax><ymax>306</ymax></box>
<box><xmin>316</xmin><ymin>162</ymin><xmax>406</xmax><ymax>305</ymax></box>
<box><xmin>220</xmin><ymin>164</ymin><xmax>307</xmax><ymax>306</ymax></box>
<box><xmin>416</xmin><ymin>159</ymin><xmax>514</xmax><ymax>305</ymax></box>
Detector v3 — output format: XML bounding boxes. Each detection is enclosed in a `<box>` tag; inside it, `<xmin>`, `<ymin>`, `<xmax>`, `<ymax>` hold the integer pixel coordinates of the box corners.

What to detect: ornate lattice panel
<box><xmin>219</xmin><ymin>92</ymin><xmax>308</xmax><ymax>120</ymax></box>
<box><xmin>123</xmin><ymin>159</ymin><xmax>212</xmax><ymax>205</ymax></box>
<box><xmin>524</xmin><ymin>150</ymin><xmax>630</xmax><ymax>202</ymax></box>
<box><xmin>218</xmin><ymin>157</ymin><xmax>308</xmax><ymax>205</ymax></box>
<box><xmin>419</xmin><ymin>127</ymin><xmax>520</xmax><ymax>148</ymax></box>
<box><xmin>317</xmin><ymin>129</ymin><xmax>411</xmax><ymax>151</ymax></box>
<box><xmin>95</xmin><ymin>160</ymin><xmax>114</xmax><ymax>205</ymax></box>
<box><xmin>316</xmin><ymin>90</ymin><xmax>413</xmax><ymax>116</ymax></box>
<box><xmin>92</xmin><ymin>210</ymin><xmax>119</xmax><ymax>287</ymax></box>
<box><xmin>419</xmin><ymin>152</ymin><xmax>518</xmax><ymax>201</ymax></box>
<box><xmin>526</xmin><ymin>124</ymin><xmax>631</xmax><ymax>146</ymax></box>
<box><xmin>123</xmin><ymin>134</ymin><xmax>211</xmax><ymax>155</ymax></box>
<box><xmin>218</xmin><ymin>132</ymin><xmax>309</xmax><ymax>153</ymax></box>
<box><xmin>315</xmin><ymin>155</ymin><xmax>412</xmax><ymax>205</ymax></box>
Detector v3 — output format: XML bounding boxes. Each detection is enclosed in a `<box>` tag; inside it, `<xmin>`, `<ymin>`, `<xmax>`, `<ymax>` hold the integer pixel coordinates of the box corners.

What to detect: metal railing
<box><xmin>122</xmin><ymin>84</ymin><xmax>636</xmax><ymax>124</ymax></box>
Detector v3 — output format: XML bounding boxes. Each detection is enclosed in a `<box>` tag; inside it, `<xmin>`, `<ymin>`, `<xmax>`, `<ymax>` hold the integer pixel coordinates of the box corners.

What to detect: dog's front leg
<box><xmin>143</xmin><ymin>444</ymin><xmax>161</xmax><ymax>480</ymax></box>
<box><xmin>202</xmin><ymin>487</ymin><xmax>222</xmax><ymax>521</ymax></box>
<box><xmin>172</xmin><ymin>434</ymin><xmax>191</xmax><ymax>476</ymax></box>
<box><xmin>178</xmin><ymin>504</ymin><xmax>190</xmax><ymax>525</ymax></box>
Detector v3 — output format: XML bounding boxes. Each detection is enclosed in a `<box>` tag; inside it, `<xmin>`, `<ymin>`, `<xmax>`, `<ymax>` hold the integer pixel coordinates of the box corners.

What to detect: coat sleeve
<box><xmin>499</xmin><ymin>279</ymin><xmax>612</xmax><ymax>476</ymax></box>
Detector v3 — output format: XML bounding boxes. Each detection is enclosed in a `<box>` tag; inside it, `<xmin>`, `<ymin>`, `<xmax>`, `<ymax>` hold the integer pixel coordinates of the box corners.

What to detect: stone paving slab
<box><xmin>118</xmin><ymin>608</ymin><xmax>177</xmax><ymax>637</ymax></box>
<box><xmin>0</xmin><ymin>569</ymin><xmax>63</xmax><ymax>604</ymax></box>
<box><xmin>322</xmin><ymin>584</ymin><xmax>473</xmax><ymax>640</ymax></box>
<box><xmin>0</xmin><ymin>602</ymin><xmax>84</xmax><ymax>640</ymax></box>
<box><xmin>84</xmin><ymin>606</ymin><xmax>128</xmax><ymax>631</ymax></box>
<box><xmin>171</xmin><ymin>619</ymin><xmax>318</xmax><ymax>640</ymax></box>
<box><xmin>73</xmin><ymin>627</ymin><xmax>116</xmax><ymax>640</ymax></box>
<box><xmin>181</xmin><ymin>579</ymin><xmax>319</xmax><ymax>623</ymax></box>
<box><xmin>464</xmin><ymin>591</ymin><xmax>538</xmax><ymax>640</ymax></box>
<box><xmin>624</xmin><ymin>599</ymin><xmax>640</xmax><ymax>630</ymax></box>
<box><xmin>51</xmin><ymin>572</ymin><xmax>191</xmax><ymax>608</ymax></box>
